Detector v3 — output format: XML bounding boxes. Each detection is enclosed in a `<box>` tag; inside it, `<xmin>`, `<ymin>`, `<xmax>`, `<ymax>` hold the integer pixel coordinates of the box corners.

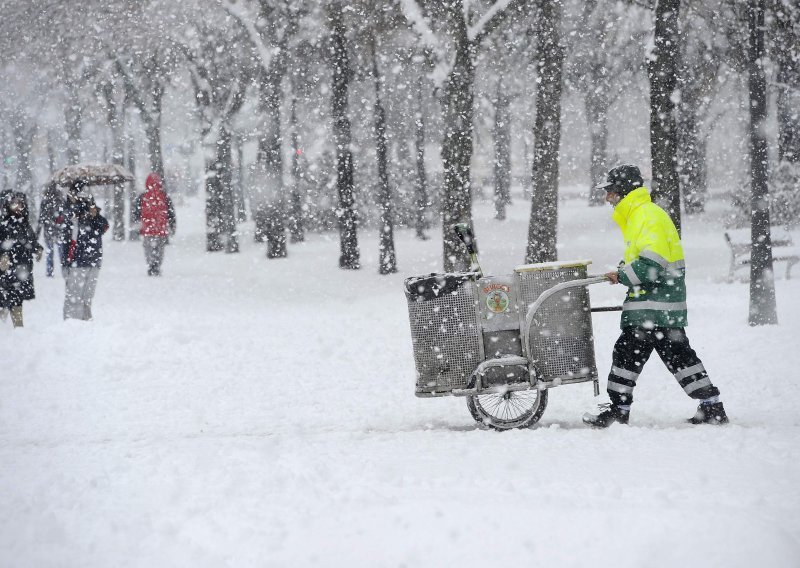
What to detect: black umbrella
<box><xmin>50</xmin><ymin>163</ymin><xmax>134</xmax><ymax>187</ymax></box>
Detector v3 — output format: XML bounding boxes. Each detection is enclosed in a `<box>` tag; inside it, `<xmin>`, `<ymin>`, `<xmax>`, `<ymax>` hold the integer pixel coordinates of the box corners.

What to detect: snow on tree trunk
<box><xmin>141</xmin><ymin>81</ymin><xmax>165</xmax><ymax>179</ymax></box>
<box><xmin>526</xmin><ymin>0</ymin><xmax>564</xmax><ymax>265</ymax></box>
<box><xmin>585</xmin><ymin>87</ymin><xmax>609</xmax><ymax>207</ymax></box>
<box><xmin>647</xmin><ymin>0</ymin><xmax>682</xmax><ymax>233</ymax></box>
<box><xmin>64</xmin><ymin>83</ymin><xmax>82</xmax><ymax>166</ymax></box>
<box><xmin>747</xmin><ymin>0</ymin><xmax>777</xmax><ymax>326</ymax></box>
<box><xmin>257</xmin><ymin>77</ymin><xmax>287</xmax><ymax>257</ymax></box>
<box><xmin>414</xmin><ymin>79</ymin><xmax>429</xmax><ymax>241</ymax></box>
<box><xmin>329</xmin><ymin>2</ymin><xmax>360</xmax><ymax>270</ymax></box>
<box><xmin>101</xmin><ymin>81</ymin><xmax>127</xmax><ymax>241</ymax></box>
<box><xmin>126</xmin><ymin>136</ymin><xmax>139</xmax><ymax>241</ymax></box>
<box><xmin>677</xmin><ymin>109</ymin><xmax>707</xmax><ymax>214</ymax></box>
<box><xmin>775</xmin><ymin>1</ymin><xmax>800</xmax><ymax>165</ymax></box>
<box><xmin>440</xmin><ymin>20</ymin><xmax>476</xmax><ymax>273</ymax></box>
<box><xmin>493</xmin><ymin>77</ymin><xmax>512</xmax><ymax>221</ymax></box>
<box><xmin>287</xmin><ymin>93</ymin><xmax>304</xmax><ymax>244</ymax></box>
<box><xmin>206</xmin><ymin>125</ymin><xmax>238</xmax><ymax>253</ymax></box>
<box><xmin>372</xmin><ymin>45</ymin><xmax>397</xmax><ymax>275</ymax></box>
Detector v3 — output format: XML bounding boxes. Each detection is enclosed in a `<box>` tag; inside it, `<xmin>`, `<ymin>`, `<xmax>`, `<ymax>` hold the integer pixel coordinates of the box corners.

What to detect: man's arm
<box><xmin>616</xmin><ymin>222</ymin><xmax>670</xmax><ymax>289</ymax></box>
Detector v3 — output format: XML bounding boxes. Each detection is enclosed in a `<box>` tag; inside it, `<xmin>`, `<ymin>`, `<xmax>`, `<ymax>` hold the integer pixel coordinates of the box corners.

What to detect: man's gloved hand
<box><xmin>35</xmin><ymin>249</ymin><xmax>43</xmax><ymax>262</ymax></box>
<box><xmin>605</xmin><ymin>271</ymin><xmax>620</xmax><ymax>284</ymax></box>
<box><xmin>0</xmin><ymin>254</ymin><xmax>9</xmax><ymax>272</ymax></box>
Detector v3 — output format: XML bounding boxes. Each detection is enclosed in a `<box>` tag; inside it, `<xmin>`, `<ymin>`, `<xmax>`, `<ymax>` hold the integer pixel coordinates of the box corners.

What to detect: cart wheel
<box><xmin>466</xmin><ymin>387</ymin><xmax>548</xmax><ymax>430</ymax></box>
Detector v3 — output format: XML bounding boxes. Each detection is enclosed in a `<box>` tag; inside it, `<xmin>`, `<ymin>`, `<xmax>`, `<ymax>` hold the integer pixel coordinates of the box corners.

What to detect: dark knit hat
<box><xmin>595</xmin><ymin>164</ymin><xmax>644</xmax><ymax>197</ymax></box>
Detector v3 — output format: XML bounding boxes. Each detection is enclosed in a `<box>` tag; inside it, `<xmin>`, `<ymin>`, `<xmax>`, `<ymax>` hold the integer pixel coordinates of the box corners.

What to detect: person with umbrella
<box><xmin>61</xmin><ymin>194</ymin><xmax>109</xmax><ymax>320</ymax></box>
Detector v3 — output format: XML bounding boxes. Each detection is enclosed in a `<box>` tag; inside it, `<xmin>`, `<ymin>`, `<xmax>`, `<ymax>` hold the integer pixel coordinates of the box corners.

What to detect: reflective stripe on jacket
<box><xmin>612</xmin><ymin>187</ymin><xmax>688</xmax><ymax>328</ymax></box>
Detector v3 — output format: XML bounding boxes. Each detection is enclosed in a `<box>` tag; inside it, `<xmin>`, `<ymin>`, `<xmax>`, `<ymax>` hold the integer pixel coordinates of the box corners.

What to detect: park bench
<box><xmin>724</xmin><ymin>227</ymin><xmax>799</xmax><ymax>282</ymax></box>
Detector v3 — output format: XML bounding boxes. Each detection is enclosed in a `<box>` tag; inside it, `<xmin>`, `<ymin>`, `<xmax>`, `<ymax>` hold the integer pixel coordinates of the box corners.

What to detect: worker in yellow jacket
<box><xmin>583</xmin><ymin>164</ymin><xmax>728</xmax><ymax>427</ymax></box>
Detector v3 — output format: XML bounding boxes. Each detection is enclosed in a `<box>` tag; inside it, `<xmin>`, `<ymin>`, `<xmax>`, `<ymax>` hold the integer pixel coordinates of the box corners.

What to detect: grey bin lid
<box><xmin>404</xmin><ymin>272</ymin><xmax>479</xmax><ymax>302</ymax></box>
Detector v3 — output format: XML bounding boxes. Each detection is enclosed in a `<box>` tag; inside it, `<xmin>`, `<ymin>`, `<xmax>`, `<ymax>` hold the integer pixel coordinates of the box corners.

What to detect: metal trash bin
<box><xmin>515</xmin><ymin>261</ymin><xmax>598</xmax><ymax>386</ymax></box>
<box><xmin>405</xmin><ymin>273</ymin><xmax>482</xmax><ymax>396</ymax></box>
<box><xmin>405</xmin><ymin>259</ymin><xmax>607</xmax><ymax>429</ymax></box>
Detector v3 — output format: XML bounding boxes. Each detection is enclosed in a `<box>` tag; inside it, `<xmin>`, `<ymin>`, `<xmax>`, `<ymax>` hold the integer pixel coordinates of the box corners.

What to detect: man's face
<box><xmin>605</xmin><ymin>191</ymin><xmax>621</xmax><ymax>207</ymax></box>
<box><xmin>9</xmin><ymin>200</ymin><xmax>25</xmax><ymax>215</ymax></box>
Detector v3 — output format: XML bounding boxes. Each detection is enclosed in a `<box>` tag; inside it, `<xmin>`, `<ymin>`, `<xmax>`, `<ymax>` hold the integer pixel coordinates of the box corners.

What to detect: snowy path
<box><xmin>2</xmin><ymin>196</ymin><xmax>799</xmax><ymax>567</ymax></box>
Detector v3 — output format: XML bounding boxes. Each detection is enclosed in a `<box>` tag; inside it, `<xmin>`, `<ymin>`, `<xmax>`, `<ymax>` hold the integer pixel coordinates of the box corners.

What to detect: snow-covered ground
<box><xmin>2</xmin><ymin>191</ymin><xmax>799</xmax><ymax>567</ymax></box>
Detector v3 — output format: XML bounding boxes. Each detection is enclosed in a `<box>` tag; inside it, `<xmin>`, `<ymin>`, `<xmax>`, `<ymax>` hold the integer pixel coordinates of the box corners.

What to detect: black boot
<box><xmin>687</xmin><ymin>402</ymin><xmax>729</xmax><ymax>425</ymax></box>
<box><xmin>583</xmin><ymin>403</ymin><xmax>630</xmax><ymax>428</ymax></box>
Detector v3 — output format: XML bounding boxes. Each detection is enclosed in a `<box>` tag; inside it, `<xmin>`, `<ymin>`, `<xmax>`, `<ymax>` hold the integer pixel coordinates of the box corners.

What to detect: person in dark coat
<box><xmin>55</xmin><ymin>180</ymin><xmax>91</xmax><ymax>279</ymax></box>
<box><xmin>37</xmin><ymin>182</ymin><xmax>64</xmax><ymax>277</ymax></box>
<box><xmin>0</xmin><ymin>192</ymin><xmax>43</xmax><ymax>327</ymax></box>
<box><xmin>63</xmin><ymin>197</ymin><xmax>109</xmax><ymax>320</ymax></box>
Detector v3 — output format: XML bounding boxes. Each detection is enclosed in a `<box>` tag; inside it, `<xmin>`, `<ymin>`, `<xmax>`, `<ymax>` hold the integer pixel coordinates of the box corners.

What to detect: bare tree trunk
<box><xmin>372</xmin><ymin>45</ymin><xmax>397</xmax><ymax>275</ymax></box>
<box><xmin>441</xmin><ymin>13</ymin><xmax>476</xmax><ymax>272</ymax></box>
<box><xmin>143</xmin><ymin>122</ymin><xmax>164</xmax><ymax>179</ymax></box>
<box><xmin>493</xmin><ymin>77</ymin><xmax>512</xmax><ymax>221</ymax></box>
<box><xmin>127</xmin><ymin>136</ymin><xmax>139</xmax><ymax>240</ymax></box>
<box><xmin>206</xmin><ymin>126</ymin><xmax>238</xmax><ymax>253</ymax></box>
<box><xmin>287</xmin><ymin>92</ymin><xmax>304</xmax><ymax>243</ymax></box>
<box><xmin>585</xmin><ymin>87</ymin><xmax>609</xmax><ymax>206</ymax></box>
<box><xmin>329</xmin><ymin>2</ymin><xmax>360</xmax><ymax>270</ymax></box>
<box><xmin>102</xmin><ymin>81</ymin><xmax>127</xmax><ymax>240</ymax></box>
<box><xmin>414</xmin><ymin>79</ymin><xmax>429</xmax><ymax>240</ymax></box>
<box><xmin>64</xmin><ymin>83</ymin><xmax>82</xmax><ymax>165</ymax></box>
<box><xmin>258</xmin><ymin>78</ymin><xmax>287</xmax><ymax>256</ymax></box>
<box><xmin>233</xmin><ymin>133</ymin><xmax>247</xmax><ymax>223</ymax></box>
<box><xmin>748</xmin><ymin>0</ymin><xmax>777</xmax><ymax>326</ymax></box>
<box><xmin>677</xmin><ymin>109</ymin><xmax>707</xmax><ymax>214</ymax></box>
<box><xmin>775</xmin><ymin>1</ymin><xmax>800</xmax><ymax>165</ymax></box>
<box><xmin>526</xmin><ymin>0</ymin><xmax>564</xmax><ymax>264</ymax></box>
<box><xmin>647</xmin><ymin>0</ymin><xmax>682</xmax><ymax>233</ymax></box>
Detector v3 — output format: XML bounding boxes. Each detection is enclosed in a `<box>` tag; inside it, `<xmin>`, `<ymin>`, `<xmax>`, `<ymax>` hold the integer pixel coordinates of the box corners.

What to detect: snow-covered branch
<box><xmin>398</xmin><ymin>0</ymin><xmax>444</xmax><ymax>56</ymax></box>
<box><xmin>398</xmin><ymin>0</ymin><xmax>455</xmax><ymax>87</ymax></box>
<box><xmin>468</xmin><ymin>0</ymin><xmax>518</xmax><ymax>43</ymax></box>
<box><xmin>220</xmin><ymin>0</ymin><xmax>279</xmax><ymax>72</ymax></box>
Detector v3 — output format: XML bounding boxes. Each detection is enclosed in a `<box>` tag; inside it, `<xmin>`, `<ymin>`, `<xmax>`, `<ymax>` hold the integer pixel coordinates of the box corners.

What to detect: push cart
<box><xmin>404</xmin><ymin>225</ymin><xmax>616</xmax><ymax>430</ymax></box>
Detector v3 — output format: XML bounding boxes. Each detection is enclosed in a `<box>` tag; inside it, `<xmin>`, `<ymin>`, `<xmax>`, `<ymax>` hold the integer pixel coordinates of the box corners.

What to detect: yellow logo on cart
<box><xmin>484</xmin><ymin>284</ymin><xmax>511</xmax><ymax>313</ymax></box>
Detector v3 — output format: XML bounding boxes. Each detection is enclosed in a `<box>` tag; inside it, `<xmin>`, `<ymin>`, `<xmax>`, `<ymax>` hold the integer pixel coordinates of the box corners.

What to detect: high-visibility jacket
<box><xmin>612</xmin><ymin>187</ymin><xmax>688</xmax><ymax>328</ymax></box>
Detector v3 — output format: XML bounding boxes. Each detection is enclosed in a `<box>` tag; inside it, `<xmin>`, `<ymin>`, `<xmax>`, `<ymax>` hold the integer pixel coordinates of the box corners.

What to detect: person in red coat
<box><xmin>134</xmin><ymin>173</ymin><xmax>176</xmax><ymax>276</ymax></box>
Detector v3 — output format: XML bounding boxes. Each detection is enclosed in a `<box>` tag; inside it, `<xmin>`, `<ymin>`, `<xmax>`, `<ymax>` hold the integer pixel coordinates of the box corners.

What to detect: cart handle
<box><xmin>452</xmin><ymin>223</ymin><xmax>483</xmax><ymax>276</ymax></box>
<box><xmin>521</xmin><ymin>275</ymin><xmax>610</xmax><ymax>360</ymax></box>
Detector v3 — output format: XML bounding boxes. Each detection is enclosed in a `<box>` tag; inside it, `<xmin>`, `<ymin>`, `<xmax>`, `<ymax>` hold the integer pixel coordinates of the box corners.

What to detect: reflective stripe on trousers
<box><xmin>607</xmin><ymin>326</ymin><xmax>720</xmax><ymax>406</ymax></box>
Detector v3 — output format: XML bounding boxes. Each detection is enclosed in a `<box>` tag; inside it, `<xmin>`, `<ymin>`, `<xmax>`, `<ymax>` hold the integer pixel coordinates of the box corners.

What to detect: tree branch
<box><xmin>220</xmin><ymin>0</ymin><xmax>278</xmax><ymax>72</ymax></box>
<box><xmin>398</xmin><ymin>0</ymin><xmax>444</xmax><ymax>56</ymax></box>
<box><xmin>470</xmin><ymin>0</ymin><xmax>527</xmax><ymax>44</ymax></box>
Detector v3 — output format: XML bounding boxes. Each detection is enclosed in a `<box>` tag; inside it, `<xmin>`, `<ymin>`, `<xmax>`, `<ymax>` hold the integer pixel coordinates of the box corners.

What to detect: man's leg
<box><xmin>72</xmin><ymin>267</ymin><xmax>88</xmax><ymax>319</ymax></box>
<box><xmin>606</xmin><ymin>327</ymin><xmax>656</xmax><ymax>407</ymax></box>
<box><xmin>64</xmin><ymin>268</ymin><xmax>79</xmax><ymax>319</ymax></box>
<box><xmin>143</xmin><ymin>237</ymin><xmax>155</xmax><ymax>275</ymax></box>
<box><xmin>153</xmin><ymin>237</ymin><xmax>166</xmax><ymax>274</ymax></box>
<box><xmin>10</xmin><ymin>305</ymin><xmax>23</xmax><ymax>327</ymax></box>
<box><xmin>45</xmin><ymin>240</ymin><xmax>54</xmax><ymax>277</ymax></box>
<box><xmin>584</xmin><ymin>327</ymin><xmax>655</xmax><ymax>427</ymax></box>
<box><xmin>652</xmin><ymin>327</ymin><xmax>727</xmax><ymax>424</ymax></box>
<box><xmin>80</xmin><ymin>267</ymin><xmax>100</xmax><ymax>319</ymax></box>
